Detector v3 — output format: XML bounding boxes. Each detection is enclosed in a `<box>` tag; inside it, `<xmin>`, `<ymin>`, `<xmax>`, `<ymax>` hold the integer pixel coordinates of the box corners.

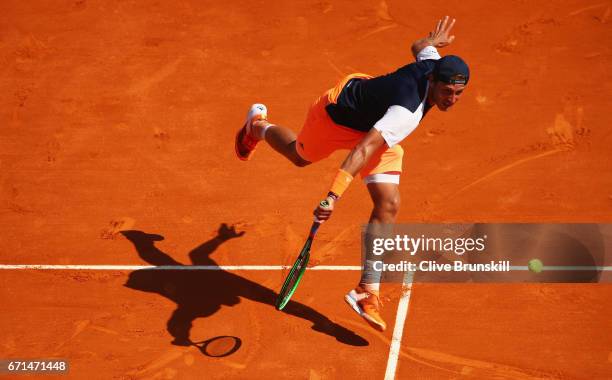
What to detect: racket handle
<box><xmin>313</xmin><ymin>199</ymin><xmax>330</xmax><ymax>224</ymax></box>
<box><xmin>309</xmin><ymin>221</ymin><xmax>321</xmax><ymax>238</ymax></box>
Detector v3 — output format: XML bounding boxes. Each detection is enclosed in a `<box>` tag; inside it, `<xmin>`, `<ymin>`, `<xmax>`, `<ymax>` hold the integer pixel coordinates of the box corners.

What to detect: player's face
<box><xmin>429</xmin><ymin>81</ymin><xmax>466</xmax><ymax>111</ymax></box>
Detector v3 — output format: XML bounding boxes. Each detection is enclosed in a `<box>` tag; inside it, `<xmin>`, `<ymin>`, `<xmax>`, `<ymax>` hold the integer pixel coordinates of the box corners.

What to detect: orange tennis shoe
<box><xmin>345</xmin><ymin>286</ymin><xmax>387</xmax><ymax>332</ymax></box>
<box><xmin>235</xmin><ymin>103</ymin><xmax>268</xmax><ymax>161</ymax></box>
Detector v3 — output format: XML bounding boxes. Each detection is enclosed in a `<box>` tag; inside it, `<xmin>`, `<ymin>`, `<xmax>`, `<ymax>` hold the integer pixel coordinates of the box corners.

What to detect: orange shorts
<box><xmin>295</xmin><ymin>73</ymin><xmax>403</xmax><ymax>180</ymax></box>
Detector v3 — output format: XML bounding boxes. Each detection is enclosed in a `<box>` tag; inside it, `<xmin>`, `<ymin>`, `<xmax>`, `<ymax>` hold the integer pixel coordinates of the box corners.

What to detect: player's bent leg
<box><xmin>234</xmin><ymin>103</ymin><xmax>311</xmax><ymax>166</ymax></box>
<box><xmin>264</xmin><ymin>124</ymin><xmax>311</xmax><ymax>167</ymax></box>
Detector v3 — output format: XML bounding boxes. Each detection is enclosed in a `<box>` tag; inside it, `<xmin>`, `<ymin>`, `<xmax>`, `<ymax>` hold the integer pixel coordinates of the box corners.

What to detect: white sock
<box><xmin>362</xmin><ymin>282</ymin><xmax>380</xmax><ymax>293</ymax></box>
<box><xmin>259</xmin><ymin>123</ymin><xmax>273</xmax><ymax>140</ymax></box>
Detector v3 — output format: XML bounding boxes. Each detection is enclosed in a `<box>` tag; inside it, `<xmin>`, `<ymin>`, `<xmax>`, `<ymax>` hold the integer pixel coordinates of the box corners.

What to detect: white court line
<box><xmin>379</xmin><ymin>265</ymin><xmax>612</xmax><ymax>380</ymax></box>
<box><xmin>1</xmin><ymin>265</ymin><xmax>609</xmax><ymax>271</ymax></box>
<box><xmin>384</xmin><ymin>270</ymin><xmax>414</xmax><ymax>380</ymax></box>
<box><xmin>0</xmin><ymin>264</ymin><xmax>362</xmax><ymax>271</ymax></box>
<box><xmin>511</xmin><ymin>266</ymin><xmax>612</xmax><ymax>271</ymax></box>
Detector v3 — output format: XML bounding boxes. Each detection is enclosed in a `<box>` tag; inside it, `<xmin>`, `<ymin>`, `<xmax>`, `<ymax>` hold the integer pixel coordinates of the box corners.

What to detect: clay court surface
<box><xmin>1</xmin><ymin>0</ymin><xmax>611</xmax><ymax>378</ymax></box>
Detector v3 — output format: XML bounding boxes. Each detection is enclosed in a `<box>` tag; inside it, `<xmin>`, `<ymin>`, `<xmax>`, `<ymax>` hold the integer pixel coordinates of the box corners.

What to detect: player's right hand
<box><xmin>313</xmin><ymin>196</ymin><xmax>335</xmax><ymax>222</ymax></box>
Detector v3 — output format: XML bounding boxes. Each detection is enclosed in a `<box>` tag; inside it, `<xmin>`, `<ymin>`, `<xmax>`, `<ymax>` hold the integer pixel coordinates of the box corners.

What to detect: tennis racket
<box><xmin>275</xmin><ymin>201</ymin><xmax>328</xmax><ymax>310</ymax></box>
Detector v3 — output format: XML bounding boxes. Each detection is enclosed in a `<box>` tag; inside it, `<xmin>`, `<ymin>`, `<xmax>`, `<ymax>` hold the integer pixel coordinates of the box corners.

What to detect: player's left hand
<box><xmin>428</xmin><ymin>16</ymin><xmax>456</xmax><ymax>48</ymax></box>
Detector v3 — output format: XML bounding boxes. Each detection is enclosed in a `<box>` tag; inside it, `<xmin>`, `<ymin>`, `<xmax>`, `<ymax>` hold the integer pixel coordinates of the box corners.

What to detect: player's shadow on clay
<box><xmin>121</xmin><ymin>224</ymin><xmax>368</xmax><ymax>350</ymax></box>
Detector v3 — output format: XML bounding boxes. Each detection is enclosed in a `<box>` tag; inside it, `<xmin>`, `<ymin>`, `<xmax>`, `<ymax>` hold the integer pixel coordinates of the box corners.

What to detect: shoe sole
<box><xmin>344</xmin><ymin>293</ymin><xmax>386</xmax><ymax>332</ymax></box>
<box><xmin>235</xmin><ymin>105</ymin><xmax>267</xmax><ymax>161</ymax></box>
<box><xmin>234</xmin><ymin>123</ymin><xmax>251</xmax><ymax>161</ymax></box>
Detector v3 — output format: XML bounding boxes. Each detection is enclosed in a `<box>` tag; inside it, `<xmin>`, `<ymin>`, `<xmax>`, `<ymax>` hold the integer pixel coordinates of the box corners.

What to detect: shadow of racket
<box><xmin>193</xmin><ymin>336</ymin><xmax>242</xmax><ymax>357</ymax></box>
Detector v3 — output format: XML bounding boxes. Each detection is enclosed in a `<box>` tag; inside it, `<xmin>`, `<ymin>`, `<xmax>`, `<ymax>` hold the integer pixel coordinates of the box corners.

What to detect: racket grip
<box><xmin>313</xmin><ymin>199</ymin><xmax>331</xmax><ymax>224</ymax></box>
<box><xmin>311</xmin><ymin>199</ymin><xmax>330</xmax><ymax>234</ymax></box>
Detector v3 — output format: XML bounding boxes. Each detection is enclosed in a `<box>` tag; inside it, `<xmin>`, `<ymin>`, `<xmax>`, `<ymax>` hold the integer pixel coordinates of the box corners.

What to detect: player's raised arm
<box><xmin>411</xmin><ymin>16</ymin><xmax>456</xmax><ymax>59</ymax></box>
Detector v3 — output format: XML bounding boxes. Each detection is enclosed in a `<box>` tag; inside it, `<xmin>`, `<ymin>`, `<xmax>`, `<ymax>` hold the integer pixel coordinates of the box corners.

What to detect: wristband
<box><xmin>327</xmin><ymin>192</ymin><xmax>339</xmax><ymax>200</ymax></box>
<box><xmin>329</xmin><ymin>169</ymin><xmax>354</xmax><ymax>198</ymax></box>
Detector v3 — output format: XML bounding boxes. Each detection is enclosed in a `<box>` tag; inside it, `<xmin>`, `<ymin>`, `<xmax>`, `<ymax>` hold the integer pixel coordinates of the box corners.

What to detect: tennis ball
<box><xmin>528</xmin><ymin>258</ymin><xmax>543</xmax><ymax>273</ymax></box>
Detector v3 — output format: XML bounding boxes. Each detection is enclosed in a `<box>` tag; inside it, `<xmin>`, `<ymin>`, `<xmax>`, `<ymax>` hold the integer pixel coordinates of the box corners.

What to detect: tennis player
<box><xmin>235</xmin><ymin>16</ymin><xmax>470</xmax><ymax>332</ymax></box>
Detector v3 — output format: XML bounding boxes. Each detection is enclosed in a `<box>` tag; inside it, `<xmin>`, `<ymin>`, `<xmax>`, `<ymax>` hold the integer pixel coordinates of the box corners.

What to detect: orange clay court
<box><xmin>1</xmin><ymin>0</ymin><xmax>611</xmax><ymax>379</ymax></box>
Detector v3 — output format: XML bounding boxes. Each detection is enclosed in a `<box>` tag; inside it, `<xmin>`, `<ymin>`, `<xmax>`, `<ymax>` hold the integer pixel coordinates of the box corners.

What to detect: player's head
<box><xmin>428</xmin><ymin>55</ymin><xmax>470</xmax><ymax>111</ymax></box>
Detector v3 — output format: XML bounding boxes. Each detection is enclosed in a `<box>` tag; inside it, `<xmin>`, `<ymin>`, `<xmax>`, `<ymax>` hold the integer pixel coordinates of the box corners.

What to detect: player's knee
<box><xmin>374</xmin><ymin>195</ymin><xmax>401</xmax><ymax>218</ymax></box>
<box><xmin>385</xmin><ymin>196</ymin><xmax>401</xmax><ymax>215</ymax></box>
